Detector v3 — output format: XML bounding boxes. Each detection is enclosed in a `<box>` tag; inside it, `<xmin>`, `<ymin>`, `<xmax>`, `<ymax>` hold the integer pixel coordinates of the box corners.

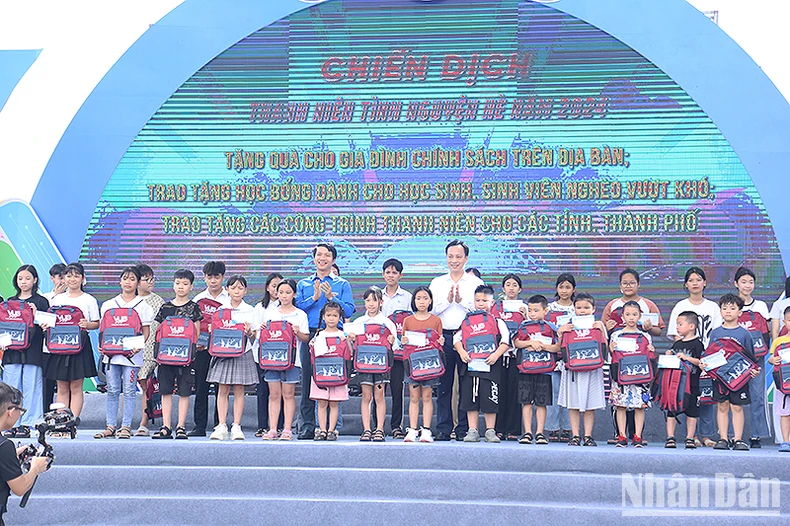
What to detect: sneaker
<box><xmin>750</xmin><ymin>437</ymin><xmax>761</xmax><ymax>449</ymax></box>
<box><xmin>632</xmin><ymin>435</ymin><xmax>645</xmax><ymax>449</ymax></box>
<box><xmin>484</xmin><ymin>429</ymin><xmax>500</xmax><ymax>443</ymax></box>
<box><xmin>463</xmin><ymin>428</ymin><xmax>481</xmax><ymax>442</ymax></box>
<box><xmin>616</xmin><ymin>435</ymin><xmax>628</xmax><ymax>448</ymax></box>
<box><xmin>262</xmin><ymin>429</ymin><xmax>278</xmax><ymax>440</ymax></box>
<box><xmin>419</xmin><ymin>428</ymin><xmax>434</xmax><ymax>443</ymax></box>
<box><xmin>403</xmin><ymin>428</ymin><xmax>419</xmax><ymax>443</ymax></box>
<box><xmin>230</xmin><ymin>424</ymin><xmax>245</xmax><ymax>441</ymax></box>
<box><xmin>209</xmin><ymin>424</ymin><xmax>229</xmax><ymax>441</ymax></box>
<box><xmin>779</xmin><ymin>442</ymin><xmax>790</xmax><ymax>453</ymax></box>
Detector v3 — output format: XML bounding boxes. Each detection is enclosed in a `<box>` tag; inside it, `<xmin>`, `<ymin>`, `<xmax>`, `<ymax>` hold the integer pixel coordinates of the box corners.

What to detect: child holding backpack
<box><xmin>41</xmin><ymin>262</ymin><xmax>100</xmax><ymax>430</ymax></box>
<box><xmin>546</xmin><ymin>273</ymin><xmax>576</xmax><ymax>442</ymax></box>
<box><xmin>556</xmin><ymin>292</ymin><xmax>607</xmax><ymax>447</ymax></box>
<box><xmin>309</xmin><ymin>302</ymin><xmax>350</xmax><ymax>441</ymax></box>
<box><xmin>768</xmin><ymin>306</ymin><xmax>790</xmax><ymax>453</ymax></box>
<box><xmin>401</xmin><ymin>286</ymin><xmax>444</xmax><ymax>443</ymax></box>
<box><xmin>662</xmin><ymin>311</ymin><xmax>704</xmax><ymax>449</ymax></box>
<box><xmin>151</xmin><ymin>269</ymin><xmax>202</xmax><ymax>440</ymax></box>
<box><xmin>135</xmin><ymin>263</ymin><xmax>165</xmax><ymax>436</ymax></box>
<box><xmin>1</xmin><ymin>265</ymin><xmax>49</xmax><ymax>438</ymax></box>
<box><xmin>347</xmin><ymin>287</ymin><xmax>398</xmax><ymax>442</ymax></box>
<box><xmin>94</xmin><ymin>267</ymin><xmax>154</xmax><ymax>439</ymax></box>
<box><xmin>608</xmin><ymin>301</ymin><xmax>655</xmax><ymax>448</ymax></box>
<box><xmin>207</xmin><ymin>276</ymin><xmax>258</xmax><ymax>441</ymax></box>
<box><xmin>259</xmin><ymin>279</ymin><xmax>309</xmax><ymax>441</ymax></box>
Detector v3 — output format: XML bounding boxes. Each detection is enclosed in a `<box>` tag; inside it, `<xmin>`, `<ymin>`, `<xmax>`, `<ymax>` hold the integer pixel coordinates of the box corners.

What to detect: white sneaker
<box><xmin>209</xmin><ymin>424</ymin><xmax>228</xmax><ymax>441</ymax></box>
<box><xmin>230</xmin><ymin>424</ymin><xmax>245</xmax><ymax>441</ymax></box>
<box><xmin>463</xmin><ymin>428</ymin><xmax>481</xmax><ymax>442</ymax></box>
<box><xmin>484</xmin><ymin>428</ymin><xmax>501</xmax><ymax>443</ymax></box>
<box><xmin>419</xmin><ymin>428</ymin><xmax>434</xmax><ymax>443</ymax></box>
<box><xmin>403</xmin><ymin>428</ymin><xmax>419</xmax><ymax>442</ymax></box>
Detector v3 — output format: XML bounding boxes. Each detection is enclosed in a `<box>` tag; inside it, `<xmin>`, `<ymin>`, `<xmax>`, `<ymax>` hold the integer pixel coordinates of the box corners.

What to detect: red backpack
<box><xmin>196</xmin><ymin>298</ymin><xmax>222</xmax><ymax>348</ymax></box>
<box><xmin>515</xmin><ymin>320</ymin><xmax>557</xmax><ymax>374</ymax></box>
<box><xmin>388</xmin><ymin>310</ymin><xmax>412</xmax><ymax>360</ymax></box>
<box><xmin>703</xmin><ymin>337</ymin><xmax>757</xmax><ymax>392</ymax></box>
<box><xmin>491</xmin><ymin>301</ymin><xmax>526</xmax><ymax>334</ymax></box>
<box><xmin>607</xmin><ymin>306</ymin><xmax>626</xmax><ymax>334</ymax></box>
<box><xmin>772</xmin><ymin>339</ymin><xmax>790</xmax><ymax>395</ymax></box>
<box><xmin>311</xmin><ymin>335</ymin><xmax>351</xmax><ymax>388</ymax></box>
<box><xmin>738</xmin><ymin>310</ymin><xmax>770</xmax><ymax>359</ymax></box>
<box><xmin>460</xmin><ymin>310</ymin><xmax>501</xmax><ymax>360</ymax></box>
<box><xmin>0</xmin><ymin>300</ymin><xmax>35</xmax><ymax>350</ymax></box>
<box><xmin>155</xmin><ymin>316</ymin><xmax>198</xmax><ymax>366</ymax></box>
<box><xmin>560</xmin><ymin>327</ymin><xmax>606</xmax><ymax>372</ymax></box>
<box><xmin>611</xmin><ymin>332</ymin><xmax>654</xmax><ymax>385</ymax></box>
<box><xmin>655</xmin><ymin>360</ymin><xmax>692</xmax><ymax>413</ymax></box>
<box><xmin>208</xmin><ymin>308</ymin><xmax>246</xmax><ymax>358</ymax></box>
<box><xmin>403</xmin><ymin>328</ymin><xmax>444</xmax><ymax>382</ymax></box>
<box><xmin>47</xmin><ymin>305</ymin><xmax>85</xmax><ymax>355</ymax></box>
<box><xmin>353</xmin><ymin>323</ymin><xmax>394</xmax><ymax>374</ymax></box>
<box><xmin>99</xmin><ymin>307</ymin><xmax>143</xmax><ymax>356</ymax></box>
<box><xmin>258</xmin><ymin>320</ymin><xmax>298</xmax><ymax>371</ymax></box>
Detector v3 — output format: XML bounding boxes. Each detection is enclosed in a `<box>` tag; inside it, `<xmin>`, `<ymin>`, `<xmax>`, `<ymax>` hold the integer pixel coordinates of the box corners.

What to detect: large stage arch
<box><xmin>31</xmin><ymin>0</ymin><xmax>790</xmax><ymax>305</ymax></box>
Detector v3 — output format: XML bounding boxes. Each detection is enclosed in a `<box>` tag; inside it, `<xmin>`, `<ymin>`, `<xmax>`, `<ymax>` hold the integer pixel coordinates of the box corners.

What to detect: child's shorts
<box><xmin>517</xmin><ymin>374</ymin><xmax>552</xmax><ymax>406</ymax></box>
<box><xmin>309</xmin><ymin>378</ymin><xmax>349</xmax><ymax>402</ymax></box>
<box><xmin>775</xmin><ymin>393</ymin><xmax>790</xmax><ymax>416</ymax></box>
<box><xmin>713</xmin><ymin>382</ymin><xmax>750</xmax><ymax>405</ymax></box>
<box><xmin>404</xmin><ymin>376</ymin><xmax>440</xmax><ymax>389</ymax></box>
<box><xmin>157</xmin><ymin>365</ymin><xmax>195</xmax><ymax>397</ymax></box>
<box><xmin>264</xmin><ymin>367</ymin><xmax>301</xmax><ymax>384</ymax></box>
<box><xmin>667</xmin><ymin>389</ymin><xmax>701</xmax><ymax>419</ymax></box>
<box><xmin>460</xmin><ymin>375</ymin><xmax>499</xmax><ymax>414</ymax></box>
<box><xmin>357</xmin><ymin>372</ymin><xmax>390</xmax><ymax>385</ymax></box>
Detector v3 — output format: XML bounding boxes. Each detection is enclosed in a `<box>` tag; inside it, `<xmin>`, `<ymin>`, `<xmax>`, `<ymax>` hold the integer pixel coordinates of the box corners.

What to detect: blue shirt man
<box><xmin>295</xmin><ymin>243</ymin><xmax>354</xmax><ymax>439</ymax></box>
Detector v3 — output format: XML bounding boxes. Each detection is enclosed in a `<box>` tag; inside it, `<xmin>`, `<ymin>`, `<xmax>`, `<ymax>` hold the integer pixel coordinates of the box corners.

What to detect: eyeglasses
<box><xmin>9</xmin><ymin>405</ymin><xmax>27</xmax><ymax>415</ymax></box>
<box><xmin>620</xmin><ymin>282</ymin><xmax>638</xmax><ymax>287</ymax></box>
<box><xmin>142</xmin><ymin>277</ymin><xmax>155</xmax><ymax>283</ymax></box>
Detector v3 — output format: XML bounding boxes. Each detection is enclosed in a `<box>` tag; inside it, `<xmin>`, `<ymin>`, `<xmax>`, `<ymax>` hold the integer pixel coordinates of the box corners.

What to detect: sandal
<box><xmin>568</xmin><ymin>435</ymin><xmax>581</xmax><ymax>446</ymax></box>
<box><xmin>175</xmin><ymin>426</ymin><xmax>188</xmax><ymax>440</ymax></box>
<box><xmin>135</xmin><ymin>426</ymin><xmax>149</xmax><ymax>437</ymax></box>
<box><xmin>152</xmin><ymin>426</ymin><xmax>173</xmax><ymax>439</ymax></box>
<box><xmin>560</xmin><ymin>430</ymin><xmax>571</xmax><ymax>443</ymax></box>
<box><xmin>507</xmin><ymin>433</ymin><xmax>520</xmax><ymax>442</ymax></box>
<box><xmin>392</xmin><ymin>428</ymin><xmax>406</xmax><ymax>439</ymax></box>
<box><xmin>535</xmin><ymin>433</ymin><xmax>549</xmax><ymax>445</ymax></box>
<box><xmin>262</xmin><ymin>429</ymin><xmax>279</xmax><ymax>440</ymax></box>
<box><xmin>314</xmin><ymin>430</ymin><xmax>328</xmax><ymax>441</ymax></box>
<box><xmin>279</xmin><ymin>429</ymin><xmax>293</xmax><ymax>441</ymax></box>
<box><xmin>372</xmin><ymin>429</ymin><xmax>386</xmax><ymax>442</ymax></box>
<box><xmin>684</xmin><ymin>438</ymin><xmax>697</xmax><ymax>449</ymax></box>
<box><xmin>665</xmin><ymin>437</ymin><xmax>677</xmax><ymax>449</ymax></box>
<box><xmin>359</xmin><ymin>429</ymin><xmax>372</xmax><ymax>442</ymax></box>
<box><xmin>116</xmin><ymin>426</ymin><xmax>132</xmax><ymax>439</ymax></box>
<box><xmin>519</xmin><ymin>433</ymin><xmax>533</xmax><ymax>445</ymax></box>
<box><xmin>255</xmin><ymin>428</ymin><xmax>267</xmax><ymax>438</ymax></box>
<box><xmin>326</xmin><ymin>430</ymin><xmax>338</xmax><ymax>441</ymax></box>
<box><xmin>702</xmin><ymin>437</ymin><xmax>716</xmax><ymax>448</ymax></box>
<box><xmin>94</xmin><ymin>426</ymin><xmax>116</xmax><ymax>439</ymax></box>
<box><xmin>713</xmin><ymin>439</ymin><xmax>730</xmax><ymax>450</ymax></box>
<box><xmin>548</xmin><ymin>430</ymin><xmax>560</xmax><ymax>442</ymax></box>
<box><xmin>732</xmin><ymin>439</ymin><xmax>750</xmax><ymax>451</ymax></box>
<box><xmin>583</xmin><ymin>436</ymin><xmax>598</xmax><ymax>447</ymax></box>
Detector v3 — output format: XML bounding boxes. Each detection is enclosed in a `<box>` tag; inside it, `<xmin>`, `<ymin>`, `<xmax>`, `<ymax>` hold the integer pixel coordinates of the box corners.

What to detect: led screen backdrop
<box><xmin>81</xmin><ymin>0</ymin><xmax>784</xmax><ymax>313</ymax></box>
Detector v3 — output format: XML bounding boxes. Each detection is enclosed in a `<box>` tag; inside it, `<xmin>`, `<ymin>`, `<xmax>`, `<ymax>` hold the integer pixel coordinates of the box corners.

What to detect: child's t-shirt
<box><xmin>51</xmin><ymin>292</ymin><xmax>100</xmax><ymax>322</ymax></box>
<box><xmin>667</xmin><ymin>298</ymin><xmax>722</xmax><ymax>346</ymax></box>
<box><xmin>347</xmin><ymin>312</ymin><xmax>401</xmax><ymax>350</ymax></box>
<box><xmin>100</xmin><ymin>294</ymin><xmax>155</xmax><ymax>367</ymax></box>
<box><xmin>708</xmin><ymin>325</ymin><xmax>756</xmax><ymax>360</ymax></box>
<box><xmin>547</xmin><ymin>301</ymin><xmax>575</xmax><ymax>315</ymax></box>
<box><xmin>670</xmin><ymin>337</ymin><xmax>705</xmax><ymax>390</ymax></box>
<box><xmin>154</xmin><ymin>300</ymin><xmax>203</xmax><ymax>326</ymax></box>
<box><xmin>402</xmin><ymin>314</ymin><xmax>443</xmax><ymax>335</ymax></box>
<box><xmin>742</xmin><ymin>299</ymin><xmax>770</xmax><ymax>320</ymax></box>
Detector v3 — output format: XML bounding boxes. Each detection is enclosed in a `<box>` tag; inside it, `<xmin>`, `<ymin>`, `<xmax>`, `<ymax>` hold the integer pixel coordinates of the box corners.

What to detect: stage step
<box><xmin>5</xmin><ymin>438</ymin><xmax>789</xmax><ymax>525</ymax></box>
<box><xmin>76</xmin><ymin>392</ymin><xmax>766</xmax><ymax>442</ymax></box>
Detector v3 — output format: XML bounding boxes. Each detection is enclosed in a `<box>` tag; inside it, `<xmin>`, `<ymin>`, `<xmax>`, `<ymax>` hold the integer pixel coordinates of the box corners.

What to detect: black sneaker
<box><xmin>454</xmin><ymin>430</ymin><xmax>467</xmax><ymax>442</ymax></box>
<box><xmin>186</xmin><ymin>428</ymin><xmax>206</xmax><ymax>437</ymax></box>
<box><xmin>750</xmin><ymin>437</ymin><xmax>761</xmax><ymax>449</ymax></box>
<box><xmin>616</xmin><ymin>435</ymin><xmax>628</xmax><ymax>448</ymax></box>
<box><xmin>434</xmin><ymin>433</ymin><xmax>451</xmax><ymax>442</ymax></box>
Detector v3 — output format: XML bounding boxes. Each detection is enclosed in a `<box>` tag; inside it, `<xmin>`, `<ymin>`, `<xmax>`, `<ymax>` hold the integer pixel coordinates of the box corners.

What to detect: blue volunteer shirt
<box><xmin>296</xmin><ymin>272</ymin><xmax>355</xmax><ymax>328</ymax></box>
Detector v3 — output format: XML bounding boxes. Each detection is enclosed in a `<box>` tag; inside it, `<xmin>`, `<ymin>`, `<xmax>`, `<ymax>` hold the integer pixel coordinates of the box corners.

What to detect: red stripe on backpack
<box><xmin>311</xmin><ymin>335</ymin><xmax>351</xmax><ymax>388</ymax></box>
<box><xmin>0</xmin><ymin>300</ymin><xmax>35</xmax><ymax>350</ymax></box>
<box><xmin>772</xmin><ymin>339</ymin><xmax>790</xmax><ymax>395</ymax></box>
<box><xmin>208</xmin><ymin>308</ymin><xmax>246</xmax><ymax>358</ymax></box>
<box><xmin>403</xmin><ymin>328</ymin><xmax>444</xmax><ymax>382</ymax></box>
<box><xmin>737</xmin><ymin>310</ymin><xmax>770</xmax><ymax>359</ymax></box>
<box><xmin>560</xmin><ymin>327</ymin><xmax>606</xmax><ymax>372</ymax></box>
<box><xmin>388</xmin><ymin>310</ymin><xmax>413</xmax><ymax>360</ymax></box>
<box><xmin>611</xmin><ymin>332</ymin><xmax>654</xmax><ymax>385</ymax></box>
<box><xmin>154</xmin><ymin>316</ymin><xmax>197</xmax><ymax>366</ymax></box>
<box><xmin>258</xmin><ymin>320</ymin><xmax>298</xmax><ymax>371</ymax></box>
<box><xmin>47</xmin><ymin>305</ymin><xmax>85</xmax><ymax>355</ymax></box>
<box><xmin>196</xmin><ymin>298</ymin><xmax>222</xmax><ymax>348</ymax></box>
<box><xmin>460</xmin><ymin>310</ymin><xmax>501</xmax><ymax>360</ymax></box>
<box><xmin>703</xmin><ymin>337</ymin><xmax>757</xmax><ymax>392</ymax></box>
<box><xmin>99</xmin><ymin>308</ymin><xmax>143</xmax><ymax>356</ymax></box>
<box><xmin>353</xmin><ymin>323</ymin><xmax>394</xmax><ymax>374</ymax></box>
<box><xmin>515</xmin><ymin>320</ymin><xmax>557</xmax><ymax>374</ymax></box>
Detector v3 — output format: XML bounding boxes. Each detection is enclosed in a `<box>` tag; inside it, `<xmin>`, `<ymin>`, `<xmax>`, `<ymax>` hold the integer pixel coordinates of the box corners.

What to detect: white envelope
<box><xmin>34</xmin><ymin>311</ymin><xmax>57</xmax><ymax>327</ymax></box>
<box><xmin>532</xmin><ymin>335</ymin><xmax>553</xmax><ymax>345</ymax></box>
<box><xmin>404</xmin><ymin>330</ymin><xmax>427</xmax><ymax>347</ymax></box>
<box><xmin>123</xmin><ymin>335</ymin><xmax>146</xmax><ymax>351</ymax></box>
<box><xmin>231</xmin><ymin>311</ymin><xmax>254</xmax><ymax>325</ymax></box>
<box><xmin>572</xmin><ymin>315</ymin><xmax>595</xmax><ymax>330</ymax></box>
<box><xmin>779</xmin><ymin>349</ymin><xmax>790</xmax><ymax>365</ymax></box>
<box><xmin>615</xmin><ymin>337</ymin><xmax>638</xmax><ymax>353</ymax></box>
<box><xmin>503</xmin><ymin>300</ymin><xmax>526</xmax><ymax>313</ymax></box>
<box><xmin>0</xmin><ymin>333</ymin><xmax>12</xmax><ymax>348</ymax></box>
<box><xmin>313</xmin><ymin>337</ymin><xmax>330</xmax><ymax>357</ymax></box>
<box><xmin>468</xmin><ymin>359</ymin><xmax>491</xmax><ymax>373</ymax></box>
<box><xmin>658</xmin><ymin>354</ymin><xmax>681</xmax><ymax>369</ymax></box>
<box><xmin>556</xmin><ymin>314</ymin><xmax>573</xmax><ymax>327</ymax></box>
<box><xmin>640</xmin><ymin>313</ymin><xmax>660</xmax><ymax>325</ymax></box>
<box><xmin>344</xmin><ymin>323</ymin><xmax>365</xmax><ymax>337</ymax></box>
<box><xmin>703</xmin><ymin>350</ymin><xmax>727</xmax><ymax>370</ymax></box>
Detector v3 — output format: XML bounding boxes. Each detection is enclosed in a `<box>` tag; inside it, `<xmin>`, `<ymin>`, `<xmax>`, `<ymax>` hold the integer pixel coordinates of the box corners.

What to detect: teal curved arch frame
<box><xmin>31</xmin><ymin>0</ymin><xmax>790</xmax><ymax>266</ymax></box>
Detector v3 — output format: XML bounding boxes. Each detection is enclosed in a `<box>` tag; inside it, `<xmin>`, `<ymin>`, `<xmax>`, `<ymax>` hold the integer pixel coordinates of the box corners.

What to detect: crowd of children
<box><xmin>1</xmin><ymin>245</ymin><xmax>789</xmax><ymax>453</ymax></box>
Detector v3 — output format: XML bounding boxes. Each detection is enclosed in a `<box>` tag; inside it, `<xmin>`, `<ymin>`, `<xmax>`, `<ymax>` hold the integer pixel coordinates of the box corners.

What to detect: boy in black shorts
<box><xmin>664</xmin><ymin>311</ymin><xmax>705</xmax><ymax>449</ymax></box>
<box><xmin>151</xmin><ymin>269</ymin><xmax>202</xmax><ymax>440</ymax></box>
<box><xmin>513</xmin><ymin>295</ymin><xmax>559</xmax><ymax>445</ymax></box>
<box><xmin>704</xmin><ymin>294</ymin><xmax>759</xmax><ymax>451</ymax></box>
<box><xmin>454</xmin><ymin>285</ymin><xmax>511</xmax><ymax>443</ymax></box>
